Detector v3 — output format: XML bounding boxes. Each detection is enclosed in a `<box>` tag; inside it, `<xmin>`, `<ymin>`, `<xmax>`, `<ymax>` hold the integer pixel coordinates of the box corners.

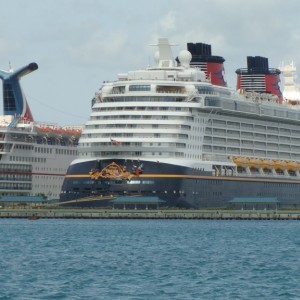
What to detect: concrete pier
<box><xmin>1</xmin><ymin>209</ymin><xmax>300</xmax><ymax>220</ymax></box>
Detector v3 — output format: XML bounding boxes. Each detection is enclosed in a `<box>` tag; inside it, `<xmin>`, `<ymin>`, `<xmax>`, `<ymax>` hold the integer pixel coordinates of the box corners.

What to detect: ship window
<box><xmin>254</xmin><ymin>125</ymin><xmax>266</xmax><ymax>132</ymax></box>
<box><xmin>112</xmin><ymin>86</ymin><xmax>125</xmax><ymax>94</ymax></box>
<box><xmin>254</xmin><ymin>133</ymin><xmax>266</xmax><ymax>139</ymax></box>
<box><xmin>213</xmin><ymin>120</ymin><xmax>226</xmax><ymax>127</ymax></box>
<box><xmin>204</xmin><ymin>97</ymin><xmax>221</xmax><ymax>107</ymax></box>
<box><xmin>83</xmin><ymin>180</ymin><xmax>94</xmax><ymax>185</ymax></box>
<box><xmin>268</xmin><ymin>126</ymin><xmax>278</xmax><ymax>133</ymax></box>
<box><xmin>227</xmin><ymin>121</ymin><xmax>240</xmax><ymax>128</ymax></box>
<box><xmin>3</xmin><ymin>83</ymin><xmax>16</xmax><ymax>112</ymax></box>
<box><xmin>196</xmin><ymin>86</ymin><xmax>214</xmax><ymax>94</ymax></box>
<box><xmin>127</xmin><ymin>180</ymin><xmax>141</xmax><ymax>184</ymax></box>
<box><xmin>129</xmin><ymin>85</ymin><xmax>151</xmax><ymax>91</ymax></box>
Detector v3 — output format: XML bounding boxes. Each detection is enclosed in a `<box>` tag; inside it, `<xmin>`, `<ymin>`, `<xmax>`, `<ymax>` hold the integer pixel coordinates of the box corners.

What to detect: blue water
<box><xmin>0</xmin><ymin>219</ymin><xmax>300</xmax><ymax>300</ymax></box>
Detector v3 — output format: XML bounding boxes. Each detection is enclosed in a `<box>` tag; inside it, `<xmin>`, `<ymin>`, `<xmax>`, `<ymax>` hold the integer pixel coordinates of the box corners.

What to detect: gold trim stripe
<box><xmin>64</xmin><ymin>173</ymin><xmax>300</xmax><ymax>184</ymax></box>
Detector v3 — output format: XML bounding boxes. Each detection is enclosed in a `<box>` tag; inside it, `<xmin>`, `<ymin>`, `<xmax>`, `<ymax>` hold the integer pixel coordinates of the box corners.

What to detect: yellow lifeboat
<box><xmin>274</xmin><ymin>160</ymin><xmax>287</xmax><ymax>170</ymax></box>
<box><xmin>233</xmin><ymin>157</ymin><xmax>249</xmax><ymax>167</ymax></box>
<box><xmin>261</xmin><ymin>159</ymin><xmax>274</xmax><ymax>169</ymax></box>
<box><xmin>287</xmin><ymin>161</ymin><xmax>299</xmax><ymax>171</ymax></box>
<box><xmin>248</xmin><ymin>158</ymin><xmax>261</xmax><ymax>168</ymax></box>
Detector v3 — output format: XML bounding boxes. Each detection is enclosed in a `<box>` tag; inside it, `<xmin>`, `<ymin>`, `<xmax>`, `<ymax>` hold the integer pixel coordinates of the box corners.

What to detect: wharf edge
<box><xmin>1</xmin><ymin>209</ymin><xmax>300</xmax><ymax>220</ymax></box>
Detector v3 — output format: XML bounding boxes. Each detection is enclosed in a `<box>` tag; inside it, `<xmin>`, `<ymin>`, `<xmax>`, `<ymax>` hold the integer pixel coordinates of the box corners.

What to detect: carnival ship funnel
<box><xmin>186</xmin><ymin>42</ymin><xmax>227</xmax><ymax>86</ymax></box>
<box><xmin>236</xmin><ymin>56</ymin><xmax>283</xmax><ymax>103</ymax></box>
<box><xmin>0</xmin><ymin>62</ymin><xmax>37</xmax><ymax>123</ymax></box>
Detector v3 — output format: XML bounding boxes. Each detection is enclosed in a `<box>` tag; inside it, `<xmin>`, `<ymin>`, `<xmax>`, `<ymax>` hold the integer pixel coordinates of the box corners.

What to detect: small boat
<box><xmin>28</xmin><ymin>213</ymin><xmax>39</xmax><ymax>220</ymax></box>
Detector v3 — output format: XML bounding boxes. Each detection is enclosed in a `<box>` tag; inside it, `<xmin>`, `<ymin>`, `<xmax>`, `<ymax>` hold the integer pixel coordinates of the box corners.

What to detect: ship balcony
<box><xmin>0</xmin><ymin>148</ymin><xmax>13</xmax><ymax>154</ymax></box>
<box><xmin>156</xmin><ymin>86</ymin><xmax>187</xmax><ymax>94</ymax></box>
<box><xmin>0</xmin><ymin>186</ymin><xmax>31</xmax><ymax>191</ymax></box>
<box><xmin>0</xmin><ymin>177</ymin><xmax>32</xmax><ymax>182</ymax></box>
<box><xmin>0</xmin><ymin>150</ymin><xmax>12</xmax><ymax>154</ymax></box>
<box><xmin>79</xmin><ymin>144</ymin><xmax>183</xmax><ymax>154</ymax></box>
<box><xmin>82</xmin><ymin>149</ymin><xmax>180</xmax><ymax>159</ymax></box>
<box><xmin>79</xmin><ymin>133</ymin><xmax>189</xmax><ymax>143</ymax></box>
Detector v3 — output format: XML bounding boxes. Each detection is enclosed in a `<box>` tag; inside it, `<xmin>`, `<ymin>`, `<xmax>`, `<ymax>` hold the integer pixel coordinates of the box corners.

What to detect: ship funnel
<box><xmin>0</xmin><ymin>62</ymin><xmax>38</xmax><ymax>123</ymax></box>
<box><xmin>236</xmin><ymin>56</ymin><xmax>283</xmax><ymax>103</ymax></box>
<box><xmin>186</xmin><ymin>42</ymin><xmax>227</xmax><ymax>86</ymax></box>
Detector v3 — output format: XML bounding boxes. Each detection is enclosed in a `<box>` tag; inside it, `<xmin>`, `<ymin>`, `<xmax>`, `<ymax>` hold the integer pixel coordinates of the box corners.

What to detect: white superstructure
<box><xmin>75</xmin><ymin>39</ymin><xmax>300</xmax><ymax>178</ymax></box>
<box><xmin>0</xmin><ymin>118</ymin><xmax>81</xmax><ymax>199</ymax></box>
<box><xmin>280</xmin><ymin>62</ymin><xmax>300</xmax><ymax>102</ymax></box>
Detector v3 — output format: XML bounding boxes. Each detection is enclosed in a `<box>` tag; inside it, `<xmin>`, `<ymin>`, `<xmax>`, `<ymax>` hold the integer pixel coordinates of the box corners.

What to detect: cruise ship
<box><xmin>0</xmin><ymin>62</ymin><xmax>81</xmax><ymax>200</ymax></box>
<box><xmin>60</xmin><ymin>38</ymin><xmax>300</xmax><ymax>208</ymax></box>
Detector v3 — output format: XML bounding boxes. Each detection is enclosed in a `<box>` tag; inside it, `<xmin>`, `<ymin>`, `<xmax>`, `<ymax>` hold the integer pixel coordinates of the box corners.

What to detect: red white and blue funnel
<box><xmin>236</xmin><ymin>56</ymin><xmax>283</xmax><ymax>103</ymax></box>
<box><xmin>0</xmin><ymin>62</ymin><xmax>37</xmax><ymax>123</ymax></box>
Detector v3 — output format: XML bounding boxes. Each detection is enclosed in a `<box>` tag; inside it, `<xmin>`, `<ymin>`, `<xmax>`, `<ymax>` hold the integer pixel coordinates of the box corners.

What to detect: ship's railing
<box><xmin>236</xmin><ymin>68</ymin><xmax>281</xmax><ymax>75</ymax></box>
<box><xmin>0</xmin><ymin>126</ymin><xmax>34</xmax><ymax>133</ymax></box>
<box><xmin>234</xmin><ymin>171</ymin><xmax>300</xmax><ymax>179</ymax></box>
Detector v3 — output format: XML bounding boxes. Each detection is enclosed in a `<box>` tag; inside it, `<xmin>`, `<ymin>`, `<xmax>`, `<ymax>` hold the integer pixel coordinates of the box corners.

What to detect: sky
<box><xmin>0</xmin><ymin>0</ymin><xmax>300</xmax><ymax>126</ymax></box>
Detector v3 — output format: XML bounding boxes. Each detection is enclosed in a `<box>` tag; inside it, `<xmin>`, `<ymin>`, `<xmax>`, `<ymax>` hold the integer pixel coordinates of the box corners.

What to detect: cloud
<box><xmin>159</xmin><ymin>11</ymin><xmax>177</xmax><ymax>32</ymax></box>
<box><xmin>0</xmin><ymin>38</ymin><xmax>20</xmax><ymax>57</ymax></box>
<box><xmin>1</xmin><ymin>0</ymin><xmax>300</xmax><ymax>125</ymax></box>
<box><xmin>67</xmin><ymin>30</ymin><xmax>129</xmax><ymax>66</ymax></box>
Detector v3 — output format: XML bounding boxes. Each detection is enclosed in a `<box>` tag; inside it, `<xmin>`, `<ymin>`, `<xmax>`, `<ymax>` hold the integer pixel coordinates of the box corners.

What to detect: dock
<box><xmin>1</xmin><ymin>209</ymin><xmax>300</xmax><ymax>220</ymax></box>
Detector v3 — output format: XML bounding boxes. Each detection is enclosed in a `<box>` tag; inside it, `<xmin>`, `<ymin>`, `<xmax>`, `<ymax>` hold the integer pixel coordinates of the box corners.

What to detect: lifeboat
<box><xmin>274</xmin><ymin>160</ymin><xmax>287</xmax><ymax>170</ymax></box>
<box><xmin>248</xmin><ymin>158</ymin><xmax>261</xmax><ymax>168</ymax></box>
<box><xmin>287</xmin><ymin>161</ymin><xmax>299</xmax><ymax>171</ymax></box>
<box><xmin>261</xmin><ymin>159</ymin><xmax>274</xmax><ymax>169</ymax></box>
<box><xmin>233</xmin><ymin>157</ymin><xmax>249</xmax><ymax>167</ymax></box>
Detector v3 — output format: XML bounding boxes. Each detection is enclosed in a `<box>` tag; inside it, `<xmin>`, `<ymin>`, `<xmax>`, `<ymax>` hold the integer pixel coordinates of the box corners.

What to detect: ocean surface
<box><xmin>0</xmin><ymin>219</ymin><xmax>300</xmax><ymax>300</ymax></box>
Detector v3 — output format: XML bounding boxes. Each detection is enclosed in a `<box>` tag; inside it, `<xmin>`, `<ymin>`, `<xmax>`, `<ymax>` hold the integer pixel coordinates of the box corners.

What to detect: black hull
<box><xmin>60</xmin><ymin>159</ymin><xmax>300</xmax><ymax>209</ymax></box>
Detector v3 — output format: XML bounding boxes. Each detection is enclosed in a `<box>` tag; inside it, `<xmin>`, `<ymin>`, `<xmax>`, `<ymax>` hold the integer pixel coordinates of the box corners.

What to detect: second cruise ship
<box><xmin>60</xmin><ymin>38</ymin><xmax>300</xmax><ymax>208</ymax></box>
<box><xmin>0</xmin><ymin>62</ymin><xmax>81</xmax><ymax>200</ymax></box>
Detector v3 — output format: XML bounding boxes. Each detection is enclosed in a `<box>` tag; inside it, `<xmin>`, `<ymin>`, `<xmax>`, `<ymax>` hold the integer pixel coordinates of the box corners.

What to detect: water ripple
<box><xmin>0</xmin><ymin>219</ymin><xmax>300</xmax><ymax>299</ymax></box>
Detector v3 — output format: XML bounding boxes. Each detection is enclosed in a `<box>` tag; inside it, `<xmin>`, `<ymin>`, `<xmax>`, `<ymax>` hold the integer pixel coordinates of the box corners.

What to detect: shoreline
<box><xmin>1</xmin><ymin>208</ymin><xmax>300</xmax><ymax>220</ymax></box>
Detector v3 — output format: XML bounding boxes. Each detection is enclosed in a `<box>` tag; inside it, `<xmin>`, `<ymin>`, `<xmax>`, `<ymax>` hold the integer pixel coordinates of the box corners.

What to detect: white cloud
<box><xmin>67</xmin><ymin>30</ymin><xmax>128</xmax><ymax>66</ymax></box>
<box><xmin>159</xmin><ymin>11</ymin><xmax>177</xmax><ymax>32</ymax></box>
<box><xmin>0</xmin><ymin>38</ymin><xmax>20</xmax><ymax>57</ymax></box>
<box><xmin>1</xmin><ymin>0</ymin><xmax>300</xmax><ymax>124</ymax></box>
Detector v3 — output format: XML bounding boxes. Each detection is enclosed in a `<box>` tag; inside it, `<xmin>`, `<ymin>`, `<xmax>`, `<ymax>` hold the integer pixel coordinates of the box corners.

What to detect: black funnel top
<box><xmin>187</xmin><ymin>43</ymin><xmax>212</xmax><ymax>56</ymax></box>
<box><xmin>247</xmin><ymin>56</ymin><xmax>269</xmax><ymax>73</ymax></box>
<box><xmin>236</xmin><ymin>56</ymin><xmax>280</xmax><ymax>75</ymax></box>
<box><xmin>186</xmin><ymin>42</ymin><xmax>225</xmax><ymax>63</ymax></box>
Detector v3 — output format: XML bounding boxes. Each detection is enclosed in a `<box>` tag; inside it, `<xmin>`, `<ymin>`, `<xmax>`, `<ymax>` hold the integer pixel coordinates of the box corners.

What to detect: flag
<box><xmin>132</xmin><ymin>163</ymin><xmax>144</xmax><ymax>175</ymax></box>
<box><xmin>110</xmin><ymin>138</ymin><xmax>121</xmax><ymax>145</ymax></box>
